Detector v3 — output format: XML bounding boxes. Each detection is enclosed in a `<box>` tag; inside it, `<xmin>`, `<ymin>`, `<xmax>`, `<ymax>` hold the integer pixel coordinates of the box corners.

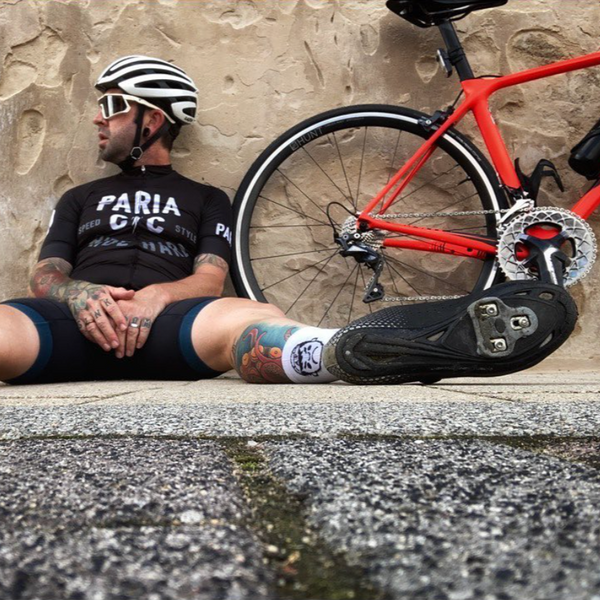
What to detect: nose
<box><xmin>93</xmin><ymin>108</ymin><xmax>107</xmax><ymax>126</ymax></box>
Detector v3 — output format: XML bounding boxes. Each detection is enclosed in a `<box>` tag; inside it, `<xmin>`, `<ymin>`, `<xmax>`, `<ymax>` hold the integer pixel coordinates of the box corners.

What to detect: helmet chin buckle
<box><xmin>130</xmin><ymin>146</ymin><xmax>144</xmax><ymax>161</ymax></box>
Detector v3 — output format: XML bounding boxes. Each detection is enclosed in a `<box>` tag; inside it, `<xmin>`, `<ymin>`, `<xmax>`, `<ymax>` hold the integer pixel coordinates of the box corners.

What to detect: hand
<box><xmin>114</xmin><ymin>286</ymin><xmax>167</xmax><ymax>358</ymax></box>
<box><xmin>65</xmin><ymin>283</ymin><xmax>135</xmax><ymax>351</ymax></box>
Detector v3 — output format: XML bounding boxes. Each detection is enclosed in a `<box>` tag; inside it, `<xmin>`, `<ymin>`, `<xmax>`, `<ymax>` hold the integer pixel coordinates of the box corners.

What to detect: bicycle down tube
<box><xmin>357</xmin><ymin>49</ymin><xmax>600</xmax><ymax>259</ymax></box>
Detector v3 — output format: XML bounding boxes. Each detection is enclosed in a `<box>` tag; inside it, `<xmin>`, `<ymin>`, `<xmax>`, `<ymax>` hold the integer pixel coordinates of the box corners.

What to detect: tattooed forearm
<box><xmin>29</xmin><ymin>258</ymin><xmax>107</xmax><ymax>315</ymax></box>
<box><xmin>193</xmin><ymin>253</ymin><xmax>229</xmax><ymax>274</ymax></box>
<box><xmin>234</xmin><ymin>322</ymin><xmax>299</xmax><ymax>383</ymax></box>
<box><xmin>29</xmin><ymin>258</ymin><xmax>74</xmax><ymax>300</ymax></box>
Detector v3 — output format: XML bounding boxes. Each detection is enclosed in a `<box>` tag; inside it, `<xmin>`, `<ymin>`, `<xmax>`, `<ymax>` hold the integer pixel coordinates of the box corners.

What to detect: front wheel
<box><xmin>232</xmin><ymin>105</ymin><xmax>507</xmax><ymax>328</ymax></box>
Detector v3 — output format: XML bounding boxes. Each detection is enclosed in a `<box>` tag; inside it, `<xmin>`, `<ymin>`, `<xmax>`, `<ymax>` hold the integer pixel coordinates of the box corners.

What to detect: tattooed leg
<box><xmin>233</xmin><ymin>322</ymin><xmax>340</xmax><ymax>384</ymax></box>
<box><xmin>233</xmin><ymin>322</ymin><xmax>300</xmax><ymax>383</ymax></box>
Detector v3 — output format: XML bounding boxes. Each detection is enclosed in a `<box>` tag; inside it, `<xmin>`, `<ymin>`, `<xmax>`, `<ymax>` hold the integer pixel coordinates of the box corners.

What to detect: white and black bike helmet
<box><xmin>95</xmin><ymin>55</ymin><xmax>198</xmax><ymax>168</ymax></box>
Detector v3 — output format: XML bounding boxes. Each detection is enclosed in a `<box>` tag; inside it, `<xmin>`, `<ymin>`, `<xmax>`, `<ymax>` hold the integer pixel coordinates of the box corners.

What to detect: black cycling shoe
<box><xmin>323</xmin><ymin>281</ymin><xmax>578</xmax><ymax>385</ymax></box>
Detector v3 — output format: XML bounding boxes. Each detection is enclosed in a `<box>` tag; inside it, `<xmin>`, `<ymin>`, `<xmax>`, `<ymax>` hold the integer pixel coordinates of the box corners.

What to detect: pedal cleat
<box><xmin>323</xmin><ymin>281</ymin><xmax>578</xmax><ymax>385</ymax></box>
<box><xmin>468</xmin><ymin>297</ymin><xmax>538</xmax><ymax>358</ymax></box>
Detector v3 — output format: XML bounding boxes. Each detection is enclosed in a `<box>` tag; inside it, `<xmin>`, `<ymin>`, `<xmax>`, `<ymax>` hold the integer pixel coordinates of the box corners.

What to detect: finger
<box><xmin>107</xmin><ymin>286</ymin><xmax>136</xmax><ymax>300</ymax></box>
<box><xmin>81</xmin><ymin>312</ymin><xmax>112</xmax><ymax>351</ymax></box>
<box><xmin>136</xmin><ymin>317</ymin><xmax>153</xmax><ymax>350</ymax></box>
<box><xmin>125</xmin><ymin>317</ymin><xmax>141</xmax><ymax>357</ymax></box>
<box><xmin>98</xmin><ymin>292</ymin><xmax>129</xmax><ymax>332</ymax></box>
<box><xmin>75</xmin><ymin>313</ymin><xmax>96</xmax><ymax>344</ymax></box>
<box><xmin>114</xmin><ymin>321</ymin><xmax>127</xmax><ymax>359</ymax></box>
<box><xmin>87</xmin><ymin>300</ymin><xmax>120</xmax><ymax>349</ymax></box>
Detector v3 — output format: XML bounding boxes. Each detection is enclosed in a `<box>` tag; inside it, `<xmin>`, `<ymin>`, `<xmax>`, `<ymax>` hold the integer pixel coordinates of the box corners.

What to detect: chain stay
<box><xmin>363</xmin><ymin>208</ymin><xmax>507</xmax><ymax>302</ymax></box>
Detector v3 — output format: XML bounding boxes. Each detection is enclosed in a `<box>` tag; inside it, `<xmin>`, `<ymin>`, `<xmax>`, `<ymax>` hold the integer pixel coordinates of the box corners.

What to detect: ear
<box><xmin>145</xmin><ymin>109</ymin><xmax>166</xmax><ymax>134</ymax></box>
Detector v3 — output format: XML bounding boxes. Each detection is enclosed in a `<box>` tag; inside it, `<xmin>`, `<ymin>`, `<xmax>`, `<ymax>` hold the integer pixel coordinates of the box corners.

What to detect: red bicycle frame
<box><xmin>357</xmin><ymin>50</ymin><xmax>600</xmax><ymax>259</ymax></box>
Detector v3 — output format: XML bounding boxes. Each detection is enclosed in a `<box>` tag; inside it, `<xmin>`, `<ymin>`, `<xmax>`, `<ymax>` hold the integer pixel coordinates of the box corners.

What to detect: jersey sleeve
<box><xmin>38</xmin><ymin>189</ymin><xmax>82</xmax><ymax>265</ymax></box>
<box><xmin>196</xmin><ymin>188</ymin><xmax>233</xmax><ymax>264</ymax></box>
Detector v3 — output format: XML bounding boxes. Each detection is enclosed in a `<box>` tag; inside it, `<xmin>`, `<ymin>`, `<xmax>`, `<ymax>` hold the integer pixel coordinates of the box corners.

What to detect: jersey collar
<box><xmin>121</xmin><ymin>164</ymin><xmax>173</xmax><ymax>177</ymax></box>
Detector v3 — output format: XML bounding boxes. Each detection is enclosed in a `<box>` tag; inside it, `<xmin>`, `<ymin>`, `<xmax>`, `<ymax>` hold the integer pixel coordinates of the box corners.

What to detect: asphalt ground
<box><xmin>1</xmin><ymin>365</ymin><xmax>599</xmax><ymax>600</ymax></box>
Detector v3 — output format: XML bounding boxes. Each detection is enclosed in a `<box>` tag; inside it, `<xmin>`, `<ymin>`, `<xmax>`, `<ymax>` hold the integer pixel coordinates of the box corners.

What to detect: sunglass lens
<box><xmin>99</xmin><ymin>95</ymin><xmax>129</xmax><ymax>119</ymax></box>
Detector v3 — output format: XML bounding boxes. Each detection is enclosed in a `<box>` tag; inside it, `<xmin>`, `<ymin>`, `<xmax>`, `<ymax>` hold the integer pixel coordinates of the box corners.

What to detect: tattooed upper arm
<box><xmin>193</xmin><ymin>253</ymin><xmax>229</xmax><ymax>275</ymax></box>
<box><xmin>29</xmin><ymin>257</ymin><xmax>74</xmax><ymax>297</ymax></box>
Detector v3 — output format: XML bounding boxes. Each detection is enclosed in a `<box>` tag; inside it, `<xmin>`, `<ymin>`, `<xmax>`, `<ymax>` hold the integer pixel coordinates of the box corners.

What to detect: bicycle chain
<box><xmin>373</xmin><ymin>208</ymin><xmax>507</xmax><ymax>219</ymax></box>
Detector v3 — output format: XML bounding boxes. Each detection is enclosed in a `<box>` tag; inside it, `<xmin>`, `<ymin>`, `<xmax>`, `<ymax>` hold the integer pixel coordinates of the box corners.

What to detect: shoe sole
<box><xmin>323</xmin><ymin>282</ymin><xmax>578</xmax><ymax>385</ymax></box>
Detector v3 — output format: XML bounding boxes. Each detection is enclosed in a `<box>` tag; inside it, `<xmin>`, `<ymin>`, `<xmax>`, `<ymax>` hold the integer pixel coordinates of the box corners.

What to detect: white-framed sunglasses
<box><xmin>97</xmin><ymin>93</ymin><xmax>175</xmax><ymax>124</ymax></box>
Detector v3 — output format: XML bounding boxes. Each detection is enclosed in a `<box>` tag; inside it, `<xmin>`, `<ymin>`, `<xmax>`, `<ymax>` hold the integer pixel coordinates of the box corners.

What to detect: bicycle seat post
<box><xmin>437</xmin><ymin>20</ymin><xmax>474</xmax><ymax>81</ymax></box>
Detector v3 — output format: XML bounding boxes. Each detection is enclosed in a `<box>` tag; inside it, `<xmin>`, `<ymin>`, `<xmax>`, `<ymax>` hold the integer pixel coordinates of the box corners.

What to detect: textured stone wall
<box><xmin>1</xmin><ymin>0</ymin><xmax>599</xmax><ymax>363</ymax></box>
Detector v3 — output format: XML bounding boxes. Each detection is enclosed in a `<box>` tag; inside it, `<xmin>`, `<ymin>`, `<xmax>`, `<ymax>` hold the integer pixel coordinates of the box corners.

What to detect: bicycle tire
<box><xmin>232</xmin><ymin>104</ymin><xmax>507</xmax><ymax>328</ymax></box>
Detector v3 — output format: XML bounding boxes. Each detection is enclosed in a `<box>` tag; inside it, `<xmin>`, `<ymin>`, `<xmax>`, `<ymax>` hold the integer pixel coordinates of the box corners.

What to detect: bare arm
<box><xmin>136</xmin><ymin>253</ymin><xmax>229</xmax><ymax>308</ymax></box>
<box><xmin>29</xmin><ymin>258</ymin><xmax>134</xmax><ymax>351</ymax></box>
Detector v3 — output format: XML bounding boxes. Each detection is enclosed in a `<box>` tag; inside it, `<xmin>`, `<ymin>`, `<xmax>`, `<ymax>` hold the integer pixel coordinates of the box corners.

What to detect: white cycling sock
<box><xmin>281</xmin><ymin>327</ymin><xmax>339</xmax><ymax>383</ymax></box>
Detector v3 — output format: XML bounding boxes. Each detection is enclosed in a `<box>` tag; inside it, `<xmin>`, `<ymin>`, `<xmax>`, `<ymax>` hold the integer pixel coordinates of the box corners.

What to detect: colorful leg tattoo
<box><xmin>233</xmin><ymin>322</ymin><xmax>300</xmax><ymax>383</ymax></box>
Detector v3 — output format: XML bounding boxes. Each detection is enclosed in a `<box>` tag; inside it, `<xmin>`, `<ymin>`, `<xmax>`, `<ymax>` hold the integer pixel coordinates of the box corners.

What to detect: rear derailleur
<box><xmin>334</xmin><ymin>216</ymin><xmax>386</xmax><ymax>303</ymax></box>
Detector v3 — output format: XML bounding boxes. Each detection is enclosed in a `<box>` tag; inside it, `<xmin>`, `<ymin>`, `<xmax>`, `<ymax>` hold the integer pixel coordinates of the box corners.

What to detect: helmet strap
<box><xmin>118</xmin><ymin>104</ymin><xmax>146</xmax><ymax>171</ymax></box>
<box><xmin>117</xmin><ymin>106</ymin><xmax>172</xmax><ymax>171</ymax></box>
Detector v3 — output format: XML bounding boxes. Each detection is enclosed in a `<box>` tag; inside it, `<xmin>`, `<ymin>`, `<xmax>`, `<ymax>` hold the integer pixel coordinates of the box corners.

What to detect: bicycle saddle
<box><xmin>387</xmin><ymin>0</ymin><xmax>508</xmax><ymax>28</ymax></box>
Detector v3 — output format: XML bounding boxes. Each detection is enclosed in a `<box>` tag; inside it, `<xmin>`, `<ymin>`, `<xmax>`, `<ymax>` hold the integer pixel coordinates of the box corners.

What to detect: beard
<box><xmin>98</xmin><ymin>122</ymin><xmax>137</xmax><ymax>165</ymax></box>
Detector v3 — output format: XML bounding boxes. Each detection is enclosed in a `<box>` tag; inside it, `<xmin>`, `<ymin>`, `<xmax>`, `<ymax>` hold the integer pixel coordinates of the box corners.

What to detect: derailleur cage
<box><xmin>334</xmin><ymin>222</ymin><xmax>386</xmax><ymax>303</ymax></box>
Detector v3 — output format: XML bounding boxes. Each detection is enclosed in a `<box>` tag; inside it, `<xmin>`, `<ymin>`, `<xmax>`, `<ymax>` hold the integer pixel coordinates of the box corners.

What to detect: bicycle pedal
<box><xmin>468</xmin><ymin>298</ymin><xmax>538</xmax><ymax>358</ymax></box>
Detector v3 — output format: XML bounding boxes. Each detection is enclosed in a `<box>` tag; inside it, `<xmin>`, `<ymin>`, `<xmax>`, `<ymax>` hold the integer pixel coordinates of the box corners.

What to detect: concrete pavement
<box><xmin>1</xmin><ymin>366</ymin><xmax>599</xmax><ymax>599</ymax></box>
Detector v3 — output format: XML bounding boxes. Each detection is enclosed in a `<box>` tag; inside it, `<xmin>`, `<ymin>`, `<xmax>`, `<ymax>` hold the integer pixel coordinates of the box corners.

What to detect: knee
<box><xmin>0</xmin><ymin>306</ymin><xmax>40</xmax><ymax>381</ymax></box>
<box><xmin>251</xmin><ymin>302</ymin><xmax>286</xmax><ymax>320</ymax></box>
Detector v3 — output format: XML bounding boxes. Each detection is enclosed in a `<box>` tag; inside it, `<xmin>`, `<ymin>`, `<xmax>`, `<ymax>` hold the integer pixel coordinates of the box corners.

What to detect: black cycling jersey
<box><xmin>39</xmin><ymin>164</ymin><xmax>233</xmax><ymax>290</ymax></box>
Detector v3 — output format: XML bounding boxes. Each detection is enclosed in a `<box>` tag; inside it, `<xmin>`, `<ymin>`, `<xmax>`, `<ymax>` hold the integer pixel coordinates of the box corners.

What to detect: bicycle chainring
<box><xmin>497</xmin><ymin>207</ymin><xmax>597</xmax><ymax>287</ymax></box>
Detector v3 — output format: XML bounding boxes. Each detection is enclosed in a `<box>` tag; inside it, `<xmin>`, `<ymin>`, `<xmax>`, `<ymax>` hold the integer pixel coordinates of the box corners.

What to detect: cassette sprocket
<box><xmin>497</xmin><ymin>207</ymin><xmax>597</xmax><ymax>287</ymax></box>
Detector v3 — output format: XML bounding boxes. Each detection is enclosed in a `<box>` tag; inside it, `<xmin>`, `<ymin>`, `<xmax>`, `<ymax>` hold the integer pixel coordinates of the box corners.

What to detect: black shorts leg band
<box><xmin>2</xmin><ymin>302</ymin><xmax>53</xmax><ymax>385</ymax></box>
<box><xmin>178</xmin><ymin>297</ymin><xmax>223</xmax><ymax>378</ymax></box>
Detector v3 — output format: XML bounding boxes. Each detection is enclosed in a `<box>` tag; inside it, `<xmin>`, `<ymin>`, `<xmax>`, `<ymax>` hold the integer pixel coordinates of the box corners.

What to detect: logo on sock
<box><xmin>290</xmin><ymin>339</ymin><xmax>323</xmax><ymax>377</ymax></box>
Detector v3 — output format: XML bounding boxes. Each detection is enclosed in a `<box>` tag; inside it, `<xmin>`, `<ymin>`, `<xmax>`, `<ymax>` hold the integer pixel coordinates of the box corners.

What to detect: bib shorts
<box><xmin>0</xmin><ymin>297</ymin><xmax>225</xmax><ymax>385</ymax></box>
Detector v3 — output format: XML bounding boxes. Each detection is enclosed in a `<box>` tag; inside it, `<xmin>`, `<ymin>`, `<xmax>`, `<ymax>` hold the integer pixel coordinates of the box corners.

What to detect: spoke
<box><xmin>387</xmin><ymin>130</ymin><xmax>402</xmax><ymax>185</ymax></box>
<box><xmin>317</xmin><ymin>263</ymin><xmax>359</xmax><ymax>326</ymax></box>
<box><xmin>359</xmin><ymin>267</ymin><xmax>374</xmax><ymax>314</ymax></box>
<box><xmin>251</xmin><ymin>246</ymin><xmax>339</xmax><ymax>261</ymax></box>
<box><xmin>355</xmin><ymin>127</ymin><xmax>368</xmax><ymax>207</ymax></box>
<box><xmin>276</xmin><ymin>169</ymin><xmax>330</xmax><ymax>219</ymax></box>
<box><xmin>385</xmin><ymin>259</ymin><xmax>423</xmax><ymax>296</ymax></box>
<box><xmin>386</xmin><ymin>260</ymin><xmax>401</xmax><ymax>295</ymax></box>
<box><xmin>347</xmin><ymin>264</ymin><xmax>362</xmax><ymax>325</ymax></box>
<box><xmin>387</xmin><ymin>164</ymin><xmax>460</xmax><ymax>209</ymax></box>
<box><xmin>386</xmin><ymin>255</ymin><xmax>470</xmax><ymax>293</ymax></box>
<box><xmin>301</xmin><ymin>146</ymin><xmax>353</xmax><ymax>205</ymax></box>
<box><xmin>287</xmin><ymin>251</ymin><xmax>340</xmax><ymax>314</ymax></box>
<box><xmin>262</xmin><ymin>250</ymin><xmax>339</xmax><ymax>291</ymax></box>
<box><xmin>332</xmin><ymin>132</ymin><xmax>356</xmax><ymax>210</ymax></box>
<box><xmin>258</xmin><ymin>194</ymin><xmax>330</xmax><ymax>227</ymax></box>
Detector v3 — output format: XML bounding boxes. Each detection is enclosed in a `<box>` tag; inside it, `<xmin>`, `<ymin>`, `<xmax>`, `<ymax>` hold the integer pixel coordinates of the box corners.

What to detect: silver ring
<box><xmin>129</xmin><ymin>317</ymin><xmax>140</xmax><ymax>329</ymax></box>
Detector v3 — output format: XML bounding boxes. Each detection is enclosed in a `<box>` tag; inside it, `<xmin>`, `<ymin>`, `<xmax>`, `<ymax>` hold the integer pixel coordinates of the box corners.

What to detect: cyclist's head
<box><xmin>94</xmin><ymin>55</ymin><xmax>198</xmax><ymax>168</ymax></box>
